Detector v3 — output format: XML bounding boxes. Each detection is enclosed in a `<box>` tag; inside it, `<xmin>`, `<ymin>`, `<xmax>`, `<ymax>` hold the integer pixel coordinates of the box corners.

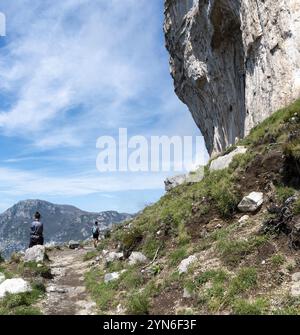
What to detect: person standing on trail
<box><xmin>29</xmin><ymin>211</ymin><xmax>44</xmax><ymax>248</ymax></box>
<box><xmin>92</xmin><ymin>221</ymin><xmax>100</xmax><ymax>248</ymax></box>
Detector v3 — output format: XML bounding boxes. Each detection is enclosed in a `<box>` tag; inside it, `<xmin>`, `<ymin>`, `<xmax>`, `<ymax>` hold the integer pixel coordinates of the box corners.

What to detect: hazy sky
<box><xmin>0</xmin><ymin>0</ymin><xmax>208</xmax><ymax>214</ymax></box>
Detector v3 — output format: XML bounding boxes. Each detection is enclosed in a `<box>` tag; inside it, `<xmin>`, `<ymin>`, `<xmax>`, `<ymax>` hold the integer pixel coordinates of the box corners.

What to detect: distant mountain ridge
<box><xmin>0</xmin><ymin>199</ymin><xmax>133</xmax><ymax>258</ymax></box>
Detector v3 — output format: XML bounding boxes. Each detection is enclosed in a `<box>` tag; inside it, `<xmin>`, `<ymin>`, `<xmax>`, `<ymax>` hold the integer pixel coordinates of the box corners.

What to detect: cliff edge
<box><xmin>164</xmin><ymin>0</ymin><xmax>300</xmax><ymax>155</ymax></box>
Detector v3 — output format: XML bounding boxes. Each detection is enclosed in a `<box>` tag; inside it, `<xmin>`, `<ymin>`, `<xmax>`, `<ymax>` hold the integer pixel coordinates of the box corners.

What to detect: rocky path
<box><xmin>37</xmin><ymin>246</ymin><xmax>97</xmax><ymax>315</ymax></box>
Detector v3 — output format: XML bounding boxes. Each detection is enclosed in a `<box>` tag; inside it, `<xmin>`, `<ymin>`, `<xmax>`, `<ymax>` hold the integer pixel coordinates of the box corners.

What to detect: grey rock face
<box><xmin>210</xmin><ymin>146</ymin><xmax>247</xmax><ymax>171</ymax></box>
<box><xmin>24</xmin><ymin>245</ymin><xmax>46</xmax><ymax>263</ymax></box>
<box><xmin>164</xmin><ymin>0</ymin><xmax>300</xmax><ymax>155</ymax></box>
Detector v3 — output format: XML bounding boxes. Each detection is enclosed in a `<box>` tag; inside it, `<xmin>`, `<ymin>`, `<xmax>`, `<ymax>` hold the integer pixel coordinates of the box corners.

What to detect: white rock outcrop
<box><xmin>0</xmin><ymin>278</ymin><xmax>32</xmax><ymax>298</ymax></box>
<box><xmin>164</xmin><ymin>0</ymin><xmax>300</xmax><ymax>155</ymax></box>
<box><xmin>238</xmin><ymin>192</ymin><xmax>264</xmax><ymax>212</ymax></box>
<box><xmin>24</xmin><ymin>245</ymin><xmax>46</xmax><ymax>263</ymax></box>
<box><xmin>210</xmin><ymin>146</ymin><xmax>247</xmax><ymax>171</ymax></box>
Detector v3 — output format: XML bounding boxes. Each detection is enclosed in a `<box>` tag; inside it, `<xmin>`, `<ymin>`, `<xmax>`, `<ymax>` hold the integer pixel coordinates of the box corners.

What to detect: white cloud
<box><xmin>0</xmin><ymin>166</ymin><xmax>166</xmax><ymax>197</ymax></box>
<box><xmin>0</xmin><ymin>0</ymin><xmax>164</xmax><ymax>147</ymax></box>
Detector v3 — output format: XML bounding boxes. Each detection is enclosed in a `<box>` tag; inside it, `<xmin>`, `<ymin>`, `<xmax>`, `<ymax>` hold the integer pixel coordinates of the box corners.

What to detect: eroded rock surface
<box><xmin>164</xmin><ymin>0</ymin><xmax>300</xmax><ymax>155</ymax></box>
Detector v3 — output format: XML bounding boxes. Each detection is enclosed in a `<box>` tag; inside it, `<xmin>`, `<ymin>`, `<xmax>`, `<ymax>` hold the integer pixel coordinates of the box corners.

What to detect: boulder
<box><xmin>178</xmin><ymin>255</ymin><xmax>197</xmax><ymax>274</ymax></box>
<box><xmin>0</xmin><ymin>278</ymin><xmax>31</xmax><ymax>298</ymax></box>
<box><xmin>24</xmin><ymin>245</ymin><xmax>46</xmax><ymax>263</ymax></box>
<box><xmin>104</xmin><ymin>270</ymin><xmax>126</xmax><ymax>284</ymax></box>
<box><xmin>164</xmin><ymin>174</ymin><xmax>188</xmax><ymax>192</ymax></box>
<box><xmin>164</xmin><ymin>169</ymin><xmax>204</xmax><ymax>192</ymax></box>
<box><xmin>68</xmin><ymin>241</ymin><xmax>80</xmax><ymax>249</ymax></box>
<box><xmin>128</xmin><ymin>252</ymin><xmax>148</xmax><ymax>266</ymax></box>
<box><xmin>0</xmin><ymin>273</ymin><xmax>5</xmax><ymax>285</ymax></box>
<box><xmin>210</xmin><ymin>147</ymin><xmax>248</xmax><ymax>171</ymax></box>
<box><xmin>238</xmin><ymin>192</ymin><xmax>264</xmax><ymax>212</ymax></box>
<box><xmin>104</xmin><ymin>251</ymin><xmax>124</xmax><ymax>264</ymax></box>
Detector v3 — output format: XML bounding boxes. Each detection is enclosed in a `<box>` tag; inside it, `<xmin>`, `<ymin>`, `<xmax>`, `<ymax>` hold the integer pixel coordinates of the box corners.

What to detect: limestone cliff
<box><xmin>164</xmin><ymin>0</ymin><xmax>300</xmax><ymax>155</ymax></box>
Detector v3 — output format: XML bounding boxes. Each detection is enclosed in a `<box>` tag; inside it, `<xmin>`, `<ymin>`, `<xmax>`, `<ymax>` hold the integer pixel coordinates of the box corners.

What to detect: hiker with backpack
<box><xmin>92</xmin><ymin>221</ymin><xmax>100</xmax><ymax>248</ymax></box>
<box><xmin>29</xmin><ymin>211</ymin><xmax>44</xmax><ymax>248</ymax></box>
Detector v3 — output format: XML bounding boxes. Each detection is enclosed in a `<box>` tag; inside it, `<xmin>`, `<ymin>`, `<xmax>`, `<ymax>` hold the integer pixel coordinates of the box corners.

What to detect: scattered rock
<box><xmin>238</xmin><ymin>192</ymin><xmax>264</xmax><ymax>212</ymax></box>
<box><xmin>104</xmin><ymin>251</ymin><xmax>124</xmax><ymax>264</ymax></box>
<box><xmin>164</xmin><ymin>170</ymin><xmax>204</xmax><ymax>191</ymax></box>
<box><xmin>24</xmin><ymin>245</ymin><xmax>46</xmax><ymax>263</ymax></box>
<box><xmin>178</xmin><ymin>255</ymin><xmax>197</xmax><ymax>274</ymax></box>
<box><xmin>0</xmin><ymin>278</ymin><xmax>32</xmax><ymax>298</ymax></box>
<box><xmin>0</xmin><ymin>273</ymin><xmax>5</xmax><ymax>285</ymax></box>
<box><xmin>104</xmin><ymin>270</ymin><xmax>126</xmax><ymax>284</ymax></box>
<box><xmin>164</xmin><ymin>174</ymin><xmax>189</xmax><ymax>191</ymax></box>
<box><xmin>239</xmin><ymin>215</ymin><xmax>250</xmax><ymax>224</ymax></box>
<box><xmin>68</xmin><ymin>241</ymin><xmax>80</xmax><ymax>250</ymax></box>
<box><xmin>291</xmin><ymin>272</ymin><xmax>300</xmax><ymax>297</ymax></box>
<box><xmin>210</xmin><ymin>147</ymin><xmax>247</xmax><ymax>171</ymax></box>
<box><xmin>47</xmin><ymin>286</ymin><xmax>68</xmax><ymax>294</ymax></box>
<box><xmin>292</xmin><ymin>272</ymin><xmax>300</xmax><ymax>282</ymax></box>
<box><xmin>183</xmin><ymin>288</ymin><xmax>192</xmax><ymax>299</ymax></box>
<box><xmin>116</xmin><ymin>303</ymin><xmax>125</xmax><ymax>314</ymax></box>
<box><xmin>128</xmin><ymin>252</ymin><xmax>148</xmax><ymax>265</ymax></box>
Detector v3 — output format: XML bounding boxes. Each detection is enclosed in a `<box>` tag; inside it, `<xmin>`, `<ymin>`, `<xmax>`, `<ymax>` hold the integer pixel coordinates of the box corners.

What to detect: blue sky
<box><xmin>0</xmin><ymin>0</ymin><xmax>208</xmax><ymax>214</ymax></box>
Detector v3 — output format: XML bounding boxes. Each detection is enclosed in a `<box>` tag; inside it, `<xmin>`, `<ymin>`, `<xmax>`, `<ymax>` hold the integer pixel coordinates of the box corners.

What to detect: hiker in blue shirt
<box><xmin>92</xmin><ymin>221</ymin><xmax>100</xmax><ymax>248</ymax></box>
<box><xmin>29</xmin><ymin>211</ymin><xmax>44</xmax><ymax>248</ymax></box>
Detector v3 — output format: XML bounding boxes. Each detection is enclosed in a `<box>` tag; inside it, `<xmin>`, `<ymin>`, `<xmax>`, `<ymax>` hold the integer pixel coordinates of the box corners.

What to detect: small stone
<box><xmin>239</xmin><ymin>215</ymin><xmax>250</xmax><ymax>224</ymax></box>
<box><xmin>128</xmin><ymin>252</ymin><xmax>148</xmax><ymax>265</ymax></box>
<box><xmin>261</xmin><ymin>260</ymin><xmax>266</xmax><ymax>265</ymax></box>
<box><xmin>104</xmin><ymin>270</ymin><xmax>126</xmax><ymax>283</ymax></box>
<box><xmin>68</xmin><ymin>241</ymin><xmax>80</xmax><ymax>249</ymax></box>
<box><xmin>47</xmin><ymin>286</ymin><xmax>67</xmax><ymax>294</ymax></box>
<box><xmin>291</xmin><ymin>283</ymin><xmax>300</xmax><ymax>297</ymax></box>
<box><xmin>178</xmin><ymin>255</ymin><xmax>197</xmax><ymax>274</ymax></box>
<box><xmin>238</xmin><ymin>192</ymin><xmax>264</xmax><ymax>212</ymax></box>
<box><xmin>104</xmin><ymin>252</ymin><xmax>124</xmax><ymax>264</ymax></box>
<box><xmin>183</xmin><ymin>288</ymin><xmax>192</xmax><ymax>299</ymax></box>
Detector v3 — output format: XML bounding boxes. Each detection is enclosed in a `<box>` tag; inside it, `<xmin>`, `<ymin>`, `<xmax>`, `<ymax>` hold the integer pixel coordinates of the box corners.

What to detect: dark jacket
<box><xmin>30</xmin><ymin>220</ymin><xmax>43</xmax><ymax>237</ymax></box>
